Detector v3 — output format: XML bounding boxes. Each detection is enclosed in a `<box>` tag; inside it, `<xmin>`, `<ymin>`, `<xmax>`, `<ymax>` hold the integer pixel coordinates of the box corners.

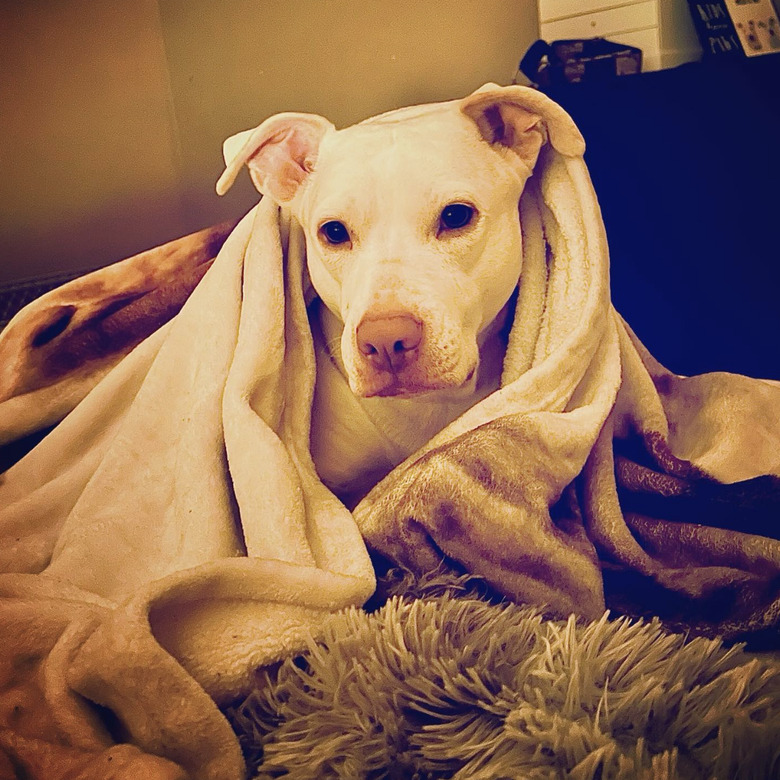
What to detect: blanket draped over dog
<box><xmin>0</xmin><ymin>86</ymin><xmax>779</xmax><ymax>779</ymax></box>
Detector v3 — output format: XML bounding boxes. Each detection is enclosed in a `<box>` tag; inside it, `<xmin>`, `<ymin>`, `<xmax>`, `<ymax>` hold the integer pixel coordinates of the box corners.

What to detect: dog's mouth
<box><xmin>358</xmin><ymin>366</ymin><xmax>477</xmax><ymax>399</ymax></box>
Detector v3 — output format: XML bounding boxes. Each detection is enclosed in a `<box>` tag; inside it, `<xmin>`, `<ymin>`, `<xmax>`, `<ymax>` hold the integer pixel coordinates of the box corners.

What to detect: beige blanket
<box><xmin>0</xmin><ymin>200</ymin><xmax>375</xmax><ymax>779</ymax></box>
<box><xmin>1</xmin><ymin>87</ymin><xmax>779</xmax><ymax>779</ymax></box>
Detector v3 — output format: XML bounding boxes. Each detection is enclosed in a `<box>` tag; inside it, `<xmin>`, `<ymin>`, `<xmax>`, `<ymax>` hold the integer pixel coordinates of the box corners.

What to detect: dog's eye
<box><xmin>439</xmin><ymin>203</ymin><xmax>475</xmax><ymax>231</ymax></box>
<box><xmin>320</xmin><ymin>220</ymin><xmax>351</xmax><ymax>245</ymax></box>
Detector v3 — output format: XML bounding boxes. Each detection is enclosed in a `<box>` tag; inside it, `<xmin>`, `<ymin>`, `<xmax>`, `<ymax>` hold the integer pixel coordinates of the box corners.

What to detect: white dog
<box><xmin>217</xmin><ymin>85</ymin><xmax>580</xmax><ymax>502</ymax></box>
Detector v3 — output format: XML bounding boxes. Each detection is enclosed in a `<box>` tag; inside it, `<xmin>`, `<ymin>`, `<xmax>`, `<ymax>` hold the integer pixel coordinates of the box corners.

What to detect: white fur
<box><xmin>217</xmin><ymin>86</ymin><xmax>575</xmax><ymax>499</ymax></box>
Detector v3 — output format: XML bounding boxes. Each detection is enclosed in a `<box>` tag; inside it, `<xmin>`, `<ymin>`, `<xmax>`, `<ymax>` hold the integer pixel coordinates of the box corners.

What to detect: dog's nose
<box><xmin>356</xmin><ymin>315</ymin><xmax>422</xmax><ymax>373</ymax></box>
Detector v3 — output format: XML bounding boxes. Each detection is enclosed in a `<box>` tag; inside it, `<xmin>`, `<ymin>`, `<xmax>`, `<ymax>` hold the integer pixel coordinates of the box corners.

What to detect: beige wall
<box><xmin>159</xmin><ymin>0</ymin><xmax>540</xmax><ymax>228</ymax></box>
<box><xmin>0</xmin><ymin>0</ymin><xmax>539</xmax><ymax>285</ymax></box>
<box><xmin>0</xmin><ymin>0</ymin><xmax>187</xmax><ymax>284</ymax></box>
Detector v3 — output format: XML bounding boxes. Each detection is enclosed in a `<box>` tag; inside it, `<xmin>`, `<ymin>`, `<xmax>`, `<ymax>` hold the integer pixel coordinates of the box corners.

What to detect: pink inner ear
<box><xmin>494</xmin><ymin>103</ymin><xmax>542</xmax><ymax>148</ymax></box>
<box><xmin>247</xmin><ymin>124</ymin><xmax>320</xmax><ymax>202</ymax></box>
<box><xmin>481</xmin><ymin>104</ymin><xmax>509</xmax><ymax>145</ymax></box>
<box><xmin>466</xmin><ymin>99</ymin><xmax>541</xmax><ymax>149</ymax></box>
<box><xmin>466</xmin><ymin>99</ymin><xmax>545</xmax><ymax>171</ymax></box>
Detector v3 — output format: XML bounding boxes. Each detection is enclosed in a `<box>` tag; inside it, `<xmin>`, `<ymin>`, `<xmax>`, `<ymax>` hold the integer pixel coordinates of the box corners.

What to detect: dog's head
<box><xmin>217</xmin><ymin>85</ymin><xmax>583</xmax><ymax>398</ymax></box>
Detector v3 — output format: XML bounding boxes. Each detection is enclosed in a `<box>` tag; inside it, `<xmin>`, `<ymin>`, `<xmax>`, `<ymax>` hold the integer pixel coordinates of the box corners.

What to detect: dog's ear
<box><xmin>460</xmin><ymin>84</ymin><xmax>585</xmax><ymax>173</ymax></box>
<box><xmin>216</xmin><ymin>113</ymin><xmax>335</xmax><ymax>202</ymax></box>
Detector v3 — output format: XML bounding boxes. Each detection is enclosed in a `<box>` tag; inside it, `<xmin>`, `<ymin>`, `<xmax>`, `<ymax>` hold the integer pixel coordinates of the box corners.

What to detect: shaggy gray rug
<box><xmin>226</xmin><ymin>574</ymin><xmax>780</xmax><ymax>780</ymax></box>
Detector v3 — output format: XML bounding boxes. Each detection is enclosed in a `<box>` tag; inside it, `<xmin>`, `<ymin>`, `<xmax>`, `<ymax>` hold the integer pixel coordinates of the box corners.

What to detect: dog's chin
<box><xmin>351</xmin><ymin>366</ymin><xmax>478</xmax><ymax>400</ymax></box>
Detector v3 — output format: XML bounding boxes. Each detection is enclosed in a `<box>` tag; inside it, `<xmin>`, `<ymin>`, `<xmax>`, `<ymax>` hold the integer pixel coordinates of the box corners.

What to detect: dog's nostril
<box><xmin>356</xmin><ymin>315</ymin><xmax>422</xmax><ymax>372</ymax></box>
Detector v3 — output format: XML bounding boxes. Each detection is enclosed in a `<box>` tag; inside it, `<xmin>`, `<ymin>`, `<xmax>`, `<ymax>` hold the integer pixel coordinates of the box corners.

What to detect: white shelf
<box><xmin>541</xmin><ymin>0</ymin><xmax>652</xmax><ymax>23</ymax></box>
<box><xmin>541</xmin><ymin>1</ymin><xmax>658</xmax><ymax>40</ymax></box>
<box><xmin>537</xmin><ymin>0</ymin><xmax>701</xmax><ymax>71</ymax></box>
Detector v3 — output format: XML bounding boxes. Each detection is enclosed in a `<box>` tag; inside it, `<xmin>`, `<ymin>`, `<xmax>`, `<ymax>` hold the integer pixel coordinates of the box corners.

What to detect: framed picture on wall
<box><xmin>687</xmin><ymin>0</ymin><xmax>780</xmax><ymax>56</ymax></box>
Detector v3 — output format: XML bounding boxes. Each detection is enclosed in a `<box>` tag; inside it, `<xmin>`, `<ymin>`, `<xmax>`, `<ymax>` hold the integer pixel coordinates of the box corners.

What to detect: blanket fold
<box><xmin>0</xmin><ymin>86</ymin><xmax>778</xmax><ymax>779</ymax></box>
<box><xmin>0</xmin><ymin>222</ymin><xmax>235</xmax><ymax>454</ymax></box>
<box><xmin>353</xmin><ymin>149</ymin><xmax>622</xmax><ymax>620</ymax></box>
<box><xmin>0</xmin><ymin>198</ymin><xmax>375</xmax><ymax>780</ymax></box>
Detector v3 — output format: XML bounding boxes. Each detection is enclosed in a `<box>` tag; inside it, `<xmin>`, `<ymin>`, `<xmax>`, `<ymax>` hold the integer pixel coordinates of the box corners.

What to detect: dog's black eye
<box><xmin>320</xmin><ymin>220</ymin><xmax>350</xmax><ymax>245</ymax></box>
<box><xmin>440</xmin><ymin>203</ymin><xmax>474</xmax><ymax>231</ymax></box>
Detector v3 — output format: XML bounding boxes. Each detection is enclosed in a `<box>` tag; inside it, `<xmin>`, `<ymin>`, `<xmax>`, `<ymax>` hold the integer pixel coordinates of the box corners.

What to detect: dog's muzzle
<box><xmin>353</xmin><ymin>312</ymin><xmax>433</xmax><ymax>397</ymax></box>
<box><xmin>351</xmin><ymin>312</ymin><xmax>477</xmax><ymax>398</ymax></box>
<box><xmin>356</xmin><ymin>314</ymin><xmax>422</xmax><ymax>375</ymax></box>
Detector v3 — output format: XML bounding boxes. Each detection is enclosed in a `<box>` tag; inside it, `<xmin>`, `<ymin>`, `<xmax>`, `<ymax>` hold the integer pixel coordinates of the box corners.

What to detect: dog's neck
<box><xmin>309</xmin><ymin>297</ymin><xmax>513</xmax><ymax>502</ymax></box>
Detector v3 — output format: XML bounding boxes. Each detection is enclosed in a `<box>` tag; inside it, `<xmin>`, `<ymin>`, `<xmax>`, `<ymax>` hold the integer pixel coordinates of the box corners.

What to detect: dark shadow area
<box><xmin>544</xmin><ymin>55</ymin><xmax>780</xmax><ymax>380</ymax></box>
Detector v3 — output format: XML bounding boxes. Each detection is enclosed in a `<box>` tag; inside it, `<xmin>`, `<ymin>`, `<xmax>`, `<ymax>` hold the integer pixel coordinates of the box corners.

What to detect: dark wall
<box><xmin>544</xmin><ymin>56</ymin><xmax>780</xmax><ymax>380</ymax></box>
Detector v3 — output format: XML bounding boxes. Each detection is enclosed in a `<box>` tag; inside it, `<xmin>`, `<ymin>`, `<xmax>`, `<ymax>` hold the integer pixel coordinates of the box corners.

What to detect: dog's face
<box><xmin>217</xmin><ymin>86</ymin><xmax>584</xmax><ymax>398</ymax></box>
<box><xmin>296</xmin><ymin>111</ymin><xmax>528</xmax><ymax>398</ymax></box>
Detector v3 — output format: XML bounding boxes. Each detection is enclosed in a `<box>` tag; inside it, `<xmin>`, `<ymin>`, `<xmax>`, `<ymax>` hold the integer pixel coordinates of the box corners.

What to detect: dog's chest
<box><xmin>308</xmin><ymin>305</ymin><xmax>505</xmax><ymax>501</ymax></box>
<box><xmin>359</xmin><ymin>393</ymin><xmax>476</xmax><ymax>457</ymax></box>
<box><xmin>309</xmin><ymin>341</ymin><xmax>470</xmax><ymax>499</ymax></box>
